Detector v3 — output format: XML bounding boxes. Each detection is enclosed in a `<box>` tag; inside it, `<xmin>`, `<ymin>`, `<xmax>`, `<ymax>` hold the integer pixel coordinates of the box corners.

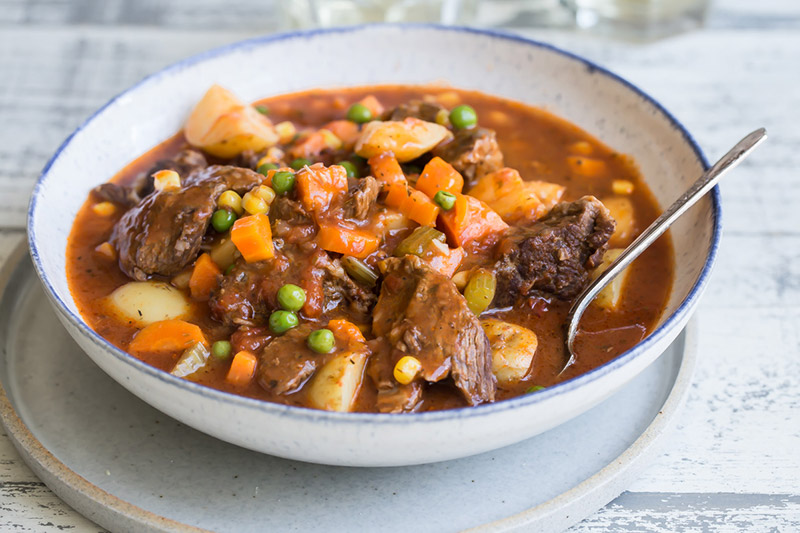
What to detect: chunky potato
<box><xmin>591</xmin><ymin>248</ymin><xmax>629</xmax><ymax>310</ymax></box>
<box><xmin>107</xmin><ymin>281</ymin><xmax>191</xmax><ymax>326</ymax></box>
<box><xmin>354</xmin><ymin>118</ymin><xmax>450</xmax><ymax>162</ymax></box>
<box><xmin>602</xmin><ymin>196</ymin><xmax>635</xmax><ymax>247</ymax></box>
<box><xmin>184</xmin><ymin>85</ymin><xmax>278</xmax><ymax>158</ymax></box>
<box><xmin>470</xmin><ymin>167</ymin><xmax>565</xmax><ymax>223</ymax></box>
<box><xmin>481</xmin><ymin>319</ymin><xmax>538</xmax><ymax>385</ymax></box>
<box><xmin>307</xmin><ymin>348</ymin><xmax>369</xmax><ymax>412</ymax></box>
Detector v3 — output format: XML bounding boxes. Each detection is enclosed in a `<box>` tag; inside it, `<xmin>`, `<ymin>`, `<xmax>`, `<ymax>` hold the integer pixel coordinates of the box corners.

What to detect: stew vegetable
<box><xmin>67</xmin><ymin>85</ymin><xmax>673</xmax><ymax>413</ymax></box>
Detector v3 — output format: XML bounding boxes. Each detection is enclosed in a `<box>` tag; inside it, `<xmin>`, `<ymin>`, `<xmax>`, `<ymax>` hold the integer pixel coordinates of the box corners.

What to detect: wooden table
<box><xmin>1</xmin><ymin>0</ymin><xmax>798</xmax><ymax>530</ymax></box>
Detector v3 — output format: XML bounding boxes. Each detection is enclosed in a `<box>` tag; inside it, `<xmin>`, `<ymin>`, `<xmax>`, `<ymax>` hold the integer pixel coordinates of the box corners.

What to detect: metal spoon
<box><xmin>563</xmin><ymin>128</ymin><xmax>767</xmax><ymax>372</ymax></box>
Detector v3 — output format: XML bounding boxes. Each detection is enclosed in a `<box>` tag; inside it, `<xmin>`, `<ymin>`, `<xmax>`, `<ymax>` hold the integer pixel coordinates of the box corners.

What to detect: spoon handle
<box><xmin>565</xmin><ymin>128</ymin><xmax>768</xmax><ymax>360</ymax></box>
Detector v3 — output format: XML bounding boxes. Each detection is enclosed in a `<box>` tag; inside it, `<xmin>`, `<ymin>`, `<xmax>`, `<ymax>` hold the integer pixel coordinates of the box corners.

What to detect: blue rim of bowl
<box><xmin>27</xmin><ymin>23</ymin><xmax>719</xmax><ymax>425</ymax></box>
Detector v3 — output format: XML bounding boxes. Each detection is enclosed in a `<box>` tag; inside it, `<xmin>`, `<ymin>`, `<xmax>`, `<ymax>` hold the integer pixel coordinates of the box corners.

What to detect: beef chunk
<box><xmin>112</xmin><ymin>165</ymin><xmax>262</xmax><ymax>280</ymax></box>
<box><xmin>375</xmin><ymin>382</ymin><xmax>423</xmax><ymax>414</ymax></box>
<box><xmin>388</xmin><ymin>99</ymin><xmax>446</xmax><ymax>123</ymax></box>
<box><xmin>258</xmin><ymin>325</ymin><xmax>318</xmax><ymax>395</ymax></box>
<box><xmin>344</xmin><ymin>176</ymin><xmax>381</xmax><ymax>221</ymax></box>
<box><xmin>320</xmin><ymin>253</ymin><xmax>377</xmax><ymax>318</ymax></box>
<box><xmin>91</xmin><ymin>182</ymin><xmax>139</xmax><ymax>207</ymax></box>
<box><xmin>135</xmin><ymin>148</ymin><xmax>209</xmax><ymax>200</ymax></box>
<box><xmin>433</xmin><ymin>128</ymin><xmax>503</xmax><ymax>188</ymax></box>
<box><xmin>369</xmin><ymin>255</ymin><xmax>495</xmax><ymax>411</ymax></box>
<box><xmin>494</xmin><ymin>196</ymin><xmax>616</xmax><ymax>306</ymax></box>
<box><xmin>270</xmin><ymin>196</ymin><xmax>313</xmax><ymax>226</ymax></box>
<box><xmin>210</xmin><ymin>261</ymin><xmax>275</xmax><ymax>326</ymax></box>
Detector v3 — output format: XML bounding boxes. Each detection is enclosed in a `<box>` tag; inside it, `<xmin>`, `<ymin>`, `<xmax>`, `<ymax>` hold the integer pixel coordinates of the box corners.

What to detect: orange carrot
<box><xmin>357</xmin><ymin>95</ymin><xmax>384</xmax><ymax>117</ymax></box>
<box><xmin>425</xmin><ymin>245</ymin><xmax>465</xmax><ymax>278</ymax></box>
<box><xmin>400</xmin><ymin>189</ymin><xmax>440</xmax><ymax>227</ymax></box>
<box><xmin>296</xmin><ymin>163</ymin><xmax>348</xmax><ymax>218</ymax></box>
<box><xmin>328</xmin><ymin>318</ymin><xmax>367</xmax><ymax>345</ymax></box>
<box><xmin>415</xmin><ymin>157</ymin><xmax>464</xmax><ymax>198</ymax></box>
<box><xmin>384</xmin><ymin>180</ymin><xmax>409</xmax><ymax>208</ymax></box>
<box><xmin>368</xmin><ymin>152</ymin><xmax>405</xmax><ymax>185</ymax></box>
<box><xmin>188</xmin><ymin>253</ymin><xmax>221</xmax><ymax>301</ymax></box>
<box><xmin>439</xmin><ymin>194</ymin><xmax>509</xmax><ymax>247</ymax></box>
<box><xmin>323</xmin><ymin>120</ymin><xmax>361</xmax><ymax>148</ymax></box>
<box><xmin>317</xmin><ymin>224</ymin><xmax>380</xmax><ymax>259</ymax></box>
<box><xmin>128</xmin><ymin>319</ymin><xmax>207</xmax><ymax>354</ymax></box>
<box><xmin>231</xmin><ymin>213</ymin><xmax>274</xmax><ymax>263</ymax></box>
<box><xmin>226</xmin><ymin>350</ymin><xmax>258</xmax><ymax>386</ymax></box>
<box><xmin>566</xmin><ymin>156</ymin><xmax>607</xmax><ymax>178</ymax></box>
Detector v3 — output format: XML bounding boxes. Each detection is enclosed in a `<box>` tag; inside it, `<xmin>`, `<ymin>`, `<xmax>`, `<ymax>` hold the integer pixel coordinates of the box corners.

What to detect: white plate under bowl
<box><xmin>0</xmin><ymin>246</ymin><xmax>697</xmax><ymax>533</ymax></box>
<box><xmin>27</xmin><ymin>25</ymin><xmax>718</xmax><ymax>466</ymax></box>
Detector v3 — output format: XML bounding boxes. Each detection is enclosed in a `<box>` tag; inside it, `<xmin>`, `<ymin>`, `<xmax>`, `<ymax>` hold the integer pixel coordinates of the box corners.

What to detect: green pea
<box><xmin>211</xmin><ymin>209</ymin><xmax>236</xmax><ymax>232</ymax></box>
<box><xmin>257</xmin><ymin>162</ymin><xmax>278</xmax><ymax>176</ymax></box>
<box><xmin>277</xmin><ymin>284</ymin><xmax>306</xmax><ymax>312</ymax></box>
<box><xmin>272</xmin><ymin>171</ymin><xmax>296</xmax><ymax>195</ymax></box>
<box><xmin>526</xmin><ymin>385</ymin><xmax>546</xmax><ymax>393</ymax></box>
<box><xmin>269</xmin><ymin>310</ymin><xmax>298</xmax><ymax>334</ymax></box>
<box><xmin>433</xmin><ymin>190</ymin><xmax>456</xmax><ymax>210</ymax></box>
<box><xmin>290</xmin><ymin>158</ymin><xmax>311</xmax><ymax>170</ymax></box>
<box><xmin>339</xmin><ymin>160</ymin><xmax>358</xmax><ymax>178</ymax></box>
<box><xmin>255</xmin><ymin>105</ymin><xmax>269</xmax><ymax>115</ymax></box>
<box><xmin>211</xmin><ymin>340</ymin><xmax>232</xmax><ymax>359</ymax></box>
<box><xmin>449</xmin><ymin>104</ymin><xmax>478</xmax><ymax>130</ymax></box>
<box><xmin>346</xmin><ymin>103</ymin><xmax>372</xmax><ymax>124</ymax></box>
<box><xmin>307</xmin><ymin>328</ymin><xmax>335</xmax><ymax>354</ymax></box>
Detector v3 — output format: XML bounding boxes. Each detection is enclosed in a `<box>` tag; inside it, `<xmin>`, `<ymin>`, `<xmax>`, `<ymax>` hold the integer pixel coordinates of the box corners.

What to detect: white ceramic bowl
<box><xmin>28</xmin><ymin>25</ymin><xmax>719</xmax><ymax>467</ymax></box>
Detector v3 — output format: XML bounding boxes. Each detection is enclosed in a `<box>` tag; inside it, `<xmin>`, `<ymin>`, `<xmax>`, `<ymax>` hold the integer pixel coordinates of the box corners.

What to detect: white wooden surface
<box><xmin>1</xmin><ymin>0</ymin><xmax>799</xmax><ymax>530</ymax></box>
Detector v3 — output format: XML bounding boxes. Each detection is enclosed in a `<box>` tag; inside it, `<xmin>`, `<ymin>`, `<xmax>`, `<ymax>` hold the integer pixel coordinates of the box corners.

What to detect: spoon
<box><xmin>562</xmin><ymin>128</ymin><xmax>768</xmax><ymax>373</ymax></box>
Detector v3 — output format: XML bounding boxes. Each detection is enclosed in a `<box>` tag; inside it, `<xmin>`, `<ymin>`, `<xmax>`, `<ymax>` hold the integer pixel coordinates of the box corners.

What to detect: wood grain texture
<box><xmin>1</xmin><ymin>0</ymin><xmax>798</xmax><ymax>530</ymax></box>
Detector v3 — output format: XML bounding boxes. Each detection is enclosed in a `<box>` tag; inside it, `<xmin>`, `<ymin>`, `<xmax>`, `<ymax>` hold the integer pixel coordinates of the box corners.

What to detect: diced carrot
<box><xmin>129</xmin><ymin>319</ymin><xmax>207</xmax><ymax>354</ymax></box>
<box><xmin>296</xmin><ymin>163</ymin><xmax>348</xmax><ymax>218</ymax></box>
<box><xmin>226</xmin><ymin>350</ymin><xmax>258</xmax><ymax>386</ymax></box>
<box><xmin>415</xmin><ymin>157</ymin><xmax>464</xmax><ymax>198</ymax></box>
<box><xmin>328</xmin><ymin>318</ymin><xmax>367</xmax><ymax>345</ymax></box>
<box><xmin>317</xmin><ymin>224</ymin><xmax>380</xmax><ymax>259</ymax></box>
<box><xmin>425</xmin><ymin>244</ymin><xmax>465</xmax><ymax>278</ymax></box>
<box><xmin>323</xmin><ymin>120</ymin><xmax>361</xmax><ymax>148</ymax></box>
<box><xmin>566</xmin><ymin>156</ymin><xmax>607</xmax><ymax>178</ymax></box>
<box><xmin>288</xmin><ymin>129</ymin><xmax>342</xmax><ymax>160</ymax></box>
<box><xmin>368</xmin><ymin>152</ymin><xmax>405</xmax><ymax>185</ymax></box>
<box><xmin>439</xmin><ymin>194</ymin><xmax>509</xmax><ymax>247</ymax></box>
<box><xmin>384</xmin><ymin>181</ymin><xmax>409</xmax><ymax>208</ymax></box>
<box><xmin>357</xmin><ymin>95</ymin><xmax>384</xmax><ymax>118</ymax></box>
<box><xmin>188</xmin><ymin>253</ymin><xmax>222</xmax><ymax>301</ymax></box>
<box><xmin>230</xmin><ymin>213</ymin><xmax>274</xmax><ymax>263</ymax></box>
<box><xmin>400</xmin><ymin>189</ymin><xmax>440</xmax><ymax>227</ymax></box>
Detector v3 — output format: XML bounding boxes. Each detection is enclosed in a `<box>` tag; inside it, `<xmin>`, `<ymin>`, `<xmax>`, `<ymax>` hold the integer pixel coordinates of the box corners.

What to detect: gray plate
<box><xmin>0</xmin><ymin>245</ymin><xmax>697</xmax><ymax>533</ymax></box>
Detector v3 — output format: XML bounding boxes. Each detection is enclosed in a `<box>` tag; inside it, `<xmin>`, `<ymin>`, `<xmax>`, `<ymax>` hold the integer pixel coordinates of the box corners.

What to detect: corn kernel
<box><xmin>568</xmin><ymin>141</ymin><xmax>593</xmax><ymax>156</ymax></box>
<box><xmin>218</xmin><ymin>190</ymin><xmax>243</xmax><ymax>215</ymax></box>
<box><xmin>275</xmin><ymin>121</ymin><xmax>297</xmax><ymax>144</ymax></box>
<box><xmin>152</xmin><ymin>169</ymin><xmax>181</xmax><ymax>192</ymax></box>
<box><xmin>452</xmin><ymin>270</ymin><xmax>471</xmax><ymax>291</ymax></box>
<box><xmin>612</xmin><ymin>179</ymin><xmax>634</xmax><ymax>195</ymax></box>
<box><xmin>92</xmin><ymin>201</ymin><xmax>116</xmax><ymax>217</ymax></box>
<box><xmin>242</xmin><ymin>191</ymin><xmax>269</xmax><ymax>215</ymax></box>
<box><xmin>318</xmin><ymin>128</ymin><xmax>342</xmax><ymax>150</ymax></box>
<box><xmin>94</xmin><ymin>241</ymin><xmax>116</xmax><ymax>260</ymax></box>
<box><xmin>393</xmin><ymin>356</ymin><xmax>422</xmax><ymax>385</ymax></box>
<box><xmin>251</xmin><ymin>185</ymin><xmax>276</xmax><ymax>206</ymax></box>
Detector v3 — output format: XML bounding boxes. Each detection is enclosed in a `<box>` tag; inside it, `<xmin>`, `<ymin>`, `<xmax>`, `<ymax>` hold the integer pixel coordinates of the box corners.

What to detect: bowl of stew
<box><xmin>27</xmin><ymin>25</ymin><xmax>717</xmax><ymax>466</ymax></box>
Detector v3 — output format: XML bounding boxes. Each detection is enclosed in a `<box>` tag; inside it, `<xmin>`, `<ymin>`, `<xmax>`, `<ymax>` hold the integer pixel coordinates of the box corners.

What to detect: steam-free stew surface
<box><xmin>67</xmin><ymin>85</ymin><xmax>673</xmax><ymax>412</ymax></box>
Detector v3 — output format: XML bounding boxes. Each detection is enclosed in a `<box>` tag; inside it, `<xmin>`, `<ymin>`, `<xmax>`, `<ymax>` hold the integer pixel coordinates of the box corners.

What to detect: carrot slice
<box><xmin>317</xmin><ymin>224</ymin><xmax>380</xmax><ymax>259</ymax></box>
<box><xmin>328</xmin><ymin>318</ymin><xmax>367</xmax><ymax>345</ymax></box>
<box><xmin>439</xmin><ymin>194</ymin><xmax>509</xmax><ymax>247</ymax></box>
<box><xmin>188</xmin><ymin>253</ymin><xmax>222</xmax><ymax>301</ymax></box>
<box><xmin>415</xmin><ymin>157</ymin><xmax>464</xmax><ymax>198</ymax></box>
<box><xmin>231</xmin><ymin>213</ymin><xmax>274</xmax><ymax>263</ymax></box>
<box><xmin>368</xmin><ymin>152</ymin><xmax>405</xmax><ymax>185</ymax></box>
<box><xmin>323</xmin><ymin>120</ymin><xmax>361</xmax><ymax>148</ymax></box>
<box><xmin>357</xmin><ymin>95</ymin><xmax>384</xmax><ymax>117</ymax></box>
<box><xmin>129</xmin><ymin>319</ymin><xmax>207</xmax><ymax>354</ymax></box>
<box><xmin>226</xmin><ymin>350</ymin><xmax>258</xmax><ymax>386</ymax></box>
<box><xmin>296</xmin><ymin>163</ymin><xmax>348</xmax><ymax>218</ymax></box>
<box><xmin>566</xmin><ymin>156</ymin><xmax>607</xmax><ymax>178</ymax></box>
<box><xmin>425</xmin><ymin>244</ymin><xmax>465</xmax><ymax>278</ymax></box>
<box><xmin>400</xmin><ymin>189</ymin><xmax>440</xmax><ymax>227</ymax></box>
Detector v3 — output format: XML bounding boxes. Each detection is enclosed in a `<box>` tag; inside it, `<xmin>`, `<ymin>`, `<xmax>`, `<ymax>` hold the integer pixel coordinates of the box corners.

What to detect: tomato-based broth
<box><xmin>67</xmin><ymin>85</ymin><xmax>673</xmax><ymax>412</ymax></box>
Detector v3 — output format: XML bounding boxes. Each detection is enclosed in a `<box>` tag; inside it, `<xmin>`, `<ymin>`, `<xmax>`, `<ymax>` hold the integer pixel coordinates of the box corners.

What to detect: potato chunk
<box><xmin>307</xmin><ymin>348</ymin><xmax>369</xmax><ymax>412</ymax></box>
<box><xmin>591</xmin><ymin>248</ymin><xmax>630</xmax><ymax>310</ymax></box>
<box><xmin>470</xmin><ymin>167</ymin><xmax>565</xmax><ymax>223</ymax></box>
<box><xmin>107</xmin><ymin>281</ymin><xmax>191</xmax><ymax>326</ymax></box>
<box><xmin>602</xmin><ymin>196</ymin><xmax>635</xmax><ymax>247</ymax></box>
<box><xmin>481</xmin><ymin>319</ymin><xmax>538</xmax><ymax>385</ymax></box>
<box><xmin>184</xmin><ymin>85</ymin><xmax>278</xmax><ymax>158</ymax></box>
<box><xmin>355</xmin><ymin>118</ymin><xmax>450</xmax><ymax>162</ymax></box>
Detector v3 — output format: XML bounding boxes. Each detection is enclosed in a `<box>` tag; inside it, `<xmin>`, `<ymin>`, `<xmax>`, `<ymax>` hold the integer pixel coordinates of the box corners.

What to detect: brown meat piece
<box><xmin>369</xmin><ymin>255</ymin><xmax>495</xmax><ymax>411</ymax></box>
<box><xmin>111</xmin><ymin>165</ymin><xmax>262</xmax><ymax>280</ymax></box>
<box><xmin>258</xmin><ymin>325</ymin><xmax>318</xmax><ymax>395</ymax></box>
<box><xmin>388</xmin><ymin>99</ymin><xmax>446</xmax><ymax>123</ymax></box>
<box><xmin>320</xmin><ymin>253</ymin><xmax>377</xmax><ymax>318</ymax></box>
<box><xmin>494</xmin><ymin>196</ymin><xmax>616</xmax><ymax>306</ymax></box>
<box><xmin>210</xmin><ymin>261</ymin><xmax>276</xmax><ymax>326</ymax></box>
<box><xmin>344</xmin><ymin>176</ymin><xmax>381</xmax><ymax>221</ymax></box>
<box><xmin>433</xmin><ymin>128</ymin><xmax>503</xmax><ymax>189</ymax></box>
